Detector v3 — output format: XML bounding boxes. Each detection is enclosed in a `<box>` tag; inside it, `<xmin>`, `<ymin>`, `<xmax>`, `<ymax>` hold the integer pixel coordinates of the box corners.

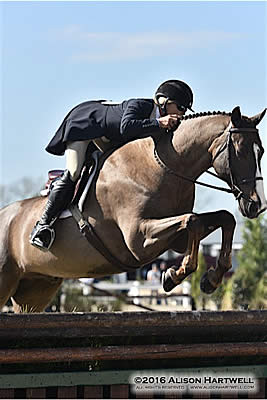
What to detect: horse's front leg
<box><xmin>138</xmin><ymin>213</ymin><xmax>202</xmax><ymax>273</ymax></box>
<box><xmin>163</xmin><ymin>210</ymin><xmax>236</xmax><ymax>293</ymax></box>
<box><xmin>199</xmin><ymin>211</ymin><xmax>236</xmax><ymax>294</ymax></box>
<box><xmin>162</xmin><ymin>215</ymin><xmax>204</xmax><ymax>292</ymax></box>
<box><xmin>139</xmin><ymin>213</ymin><xmax>196</xmax><ymax>254</ymax></box>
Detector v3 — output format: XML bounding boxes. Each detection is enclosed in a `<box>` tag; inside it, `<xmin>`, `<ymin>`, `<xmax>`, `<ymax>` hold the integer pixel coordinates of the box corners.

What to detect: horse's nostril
<box><xmin>248</xmin><ymin>201</ymin><xmax>259</xmax><ymax>217</ymax></box>
<box><xmin>239</xmin><ymin>198</ymin><xmax>260</xmax><ymax>219</ymax></box>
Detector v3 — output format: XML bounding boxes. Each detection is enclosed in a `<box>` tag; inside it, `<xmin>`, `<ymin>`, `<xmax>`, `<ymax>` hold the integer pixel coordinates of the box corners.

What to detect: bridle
<box><xmin>154</xmin><ymin>126</ymin><xmax>263</xmax><ymax>203</ymax></box>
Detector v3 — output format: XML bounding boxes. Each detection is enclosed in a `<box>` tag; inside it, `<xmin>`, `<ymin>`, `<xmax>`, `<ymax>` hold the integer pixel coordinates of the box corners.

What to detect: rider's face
<box><xmin>166</xmin><ymin>102</ymin><xmax>186</xmax><ymax>116</ymax></box>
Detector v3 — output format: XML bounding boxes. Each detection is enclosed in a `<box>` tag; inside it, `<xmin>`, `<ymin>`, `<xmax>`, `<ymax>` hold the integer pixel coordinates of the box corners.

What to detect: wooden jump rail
<box><xmin>1</xmin><ymin>309</ymin><xmax>267</xmax><ymax>338</ymax></box>
<box><xmin>1</xmin><ymin>342</ymin><xmax>267</xmax><ymax>364</ymax></box>
<box><xmin>0</xmin><ymin>310</ymin><xmax>267</xmax><ymax>398</ymax></box>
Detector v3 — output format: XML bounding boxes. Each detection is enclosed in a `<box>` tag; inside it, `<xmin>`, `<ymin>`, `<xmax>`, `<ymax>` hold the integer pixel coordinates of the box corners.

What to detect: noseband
<box><xmin>154</xmin><ymin>127</ymin><xmax>262</xmax><ymax>202</ymax></box>
<box><xmin>212</xmin><ymin>127</ymin><xmax>263</xmax><ymax>201</ymax></box>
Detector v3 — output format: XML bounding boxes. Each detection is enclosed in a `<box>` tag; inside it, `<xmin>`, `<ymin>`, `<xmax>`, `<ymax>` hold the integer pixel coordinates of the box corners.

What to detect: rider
<box><xmin>29</xmin><ymin>79</ymin><xmax>194</xmax><ymax>251</ymax></box>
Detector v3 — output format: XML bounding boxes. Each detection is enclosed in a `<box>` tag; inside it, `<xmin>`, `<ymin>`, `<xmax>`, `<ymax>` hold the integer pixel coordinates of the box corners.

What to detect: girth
<box><xmin>70</xmin><ymin>204</ymin><xmax>139</xmax><ymax>273</ymax></box>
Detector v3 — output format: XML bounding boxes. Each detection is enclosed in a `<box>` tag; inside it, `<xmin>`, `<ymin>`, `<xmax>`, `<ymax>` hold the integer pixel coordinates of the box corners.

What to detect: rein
<box><xmin>154</xmin><ymin>126</ymin><xmax>261</xmax><ymax>201</ymax></box>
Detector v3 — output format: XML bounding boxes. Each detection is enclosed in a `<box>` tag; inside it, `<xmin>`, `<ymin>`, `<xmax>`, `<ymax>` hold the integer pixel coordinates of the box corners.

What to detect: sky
<box><xmin>1</xmin><ymin>0</ymin><xmax>266</xmax><ymax>215</ymax></box>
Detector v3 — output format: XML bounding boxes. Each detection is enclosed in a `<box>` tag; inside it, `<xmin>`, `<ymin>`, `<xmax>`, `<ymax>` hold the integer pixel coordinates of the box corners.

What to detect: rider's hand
<box><xmin>158</xmin><ymin>114</ymin><xmax>181</xmax><ymax>131</ymax></box>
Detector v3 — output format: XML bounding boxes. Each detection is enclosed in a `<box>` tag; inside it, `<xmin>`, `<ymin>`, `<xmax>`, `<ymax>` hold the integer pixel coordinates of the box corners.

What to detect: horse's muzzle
<box><xmin>238</xmin><ymin>198</ymin><xmax>266</xmax><ymax>219</ymax></box>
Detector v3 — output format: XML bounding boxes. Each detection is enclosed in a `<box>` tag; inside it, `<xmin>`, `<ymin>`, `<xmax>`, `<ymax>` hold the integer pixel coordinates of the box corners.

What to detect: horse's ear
<box><xmin>231</xmin><ymin>106</ymin><xmax>242</xmax><ymax>127</ymax></box>
<box><xmin>250</xmin><ymin>108</ymin><xmax>266</xmax><ymax>126</ymax></box>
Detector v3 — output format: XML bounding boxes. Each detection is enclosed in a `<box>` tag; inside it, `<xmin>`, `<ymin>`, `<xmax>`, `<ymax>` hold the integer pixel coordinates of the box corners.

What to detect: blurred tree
<box><xmin>0</xmin><ymin>176</ymin><xmax>43</xmax><ymax>208</ymax></box>
<box><xmin>0</xmin><ymin>185</ymin><xmax>13</xmax><ymax>208</ymax></box>
<box><xmin>232</xmin><ymin>215</ymin><xmax>267</xmax><ymax>309</ymax></box>
<box><xmin>250</xmin><ymin>273</ymin><xmax>267</xmax><ymax>309</ymax></box>
<box><xmin>216</xmin><ymin>277</ymin><xmax>233</xmax><ymax>310</ymax></box>
<box><xmin>190</xmin><ymin>250</ymin><xmax>234</xmax><ymax>310</ymax></box>
<box><xmin>190</xmin><ymin>251</ymin><xmax>208</xmax><ymax>310</ymax></box>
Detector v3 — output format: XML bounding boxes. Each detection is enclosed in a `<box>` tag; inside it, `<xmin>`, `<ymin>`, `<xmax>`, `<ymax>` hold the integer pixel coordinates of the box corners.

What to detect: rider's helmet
<box><xmin>154</xmin><ymin>80</ymin><xmax>194</xmax><ymax>115</ymax></box>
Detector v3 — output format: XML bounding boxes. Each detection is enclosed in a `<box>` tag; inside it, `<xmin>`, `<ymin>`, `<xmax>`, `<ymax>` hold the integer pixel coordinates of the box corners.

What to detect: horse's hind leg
<box><xmin>163</xmin><ymin>210</ymin><xmax>236</xmax><ymax>293</ymax></box>
<box><xmin>11</xmin><ymin>275</ymin><xmax>63</xmax><ymax>313</ymax></box>
<box><xmin>0</xmin><ymin>260</ymin><xmax>20</xmax><ymax>311</ymax></box>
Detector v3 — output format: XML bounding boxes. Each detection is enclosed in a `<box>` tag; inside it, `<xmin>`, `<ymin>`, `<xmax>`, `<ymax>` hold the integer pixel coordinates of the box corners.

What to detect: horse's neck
<box><xmin>169</xmin><ymin>114</ymin><xmax>231</xmax><ymax>178</ymax></box>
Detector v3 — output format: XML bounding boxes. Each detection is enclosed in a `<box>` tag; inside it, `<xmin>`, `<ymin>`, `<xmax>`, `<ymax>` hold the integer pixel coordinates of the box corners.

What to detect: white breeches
<box><xmin>65</xmin><ymin>140</ymin><xmax>91</xmax><ymax>182</ymax></box>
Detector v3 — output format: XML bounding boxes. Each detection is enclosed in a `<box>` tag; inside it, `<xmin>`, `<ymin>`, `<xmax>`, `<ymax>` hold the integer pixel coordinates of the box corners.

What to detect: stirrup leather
<box><xmin>29</xmin><ymin>223</ymin><xmax>55</xmax><ymax>251</ymax></box>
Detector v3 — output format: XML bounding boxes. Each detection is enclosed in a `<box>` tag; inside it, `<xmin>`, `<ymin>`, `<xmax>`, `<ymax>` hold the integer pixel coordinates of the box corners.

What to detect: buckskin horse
<box><xmin>0</xmin><ymin>106</ymin><xmax>266</xmax><ymax>312</ymax></box>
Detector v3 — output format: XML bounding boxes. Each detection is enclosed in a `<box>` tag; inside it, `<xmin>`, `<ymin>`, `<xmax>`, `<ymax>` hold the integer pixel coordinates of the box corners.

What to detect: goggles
<box><xmin>176</xmin><ymin>104</ymin><xmax>187</xmax><ymax>113</ymax></box>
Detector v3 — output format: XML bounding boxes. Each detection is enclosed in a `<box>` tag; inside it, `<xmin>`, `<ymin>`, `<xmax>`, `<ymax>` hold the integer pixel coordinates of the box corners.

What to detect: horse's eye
<box><xmin>259</xmin><ymin>147</ymin><xmax>264</xmax><ymax>158</ymax></box>
<box><xmin>255</xmin><ymin>144</ymin><xmax>264</xmax><ymax>158</ymax></box>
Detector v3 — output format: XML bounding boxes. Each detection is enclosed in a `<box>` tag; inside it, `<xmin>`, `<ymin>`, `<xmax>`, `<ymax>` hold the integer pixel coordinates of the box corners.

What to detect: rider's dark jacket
<box><xmin>46</xmin><ymin>99</ymin><xmax>161</xmax><ymax>156</ymax></box>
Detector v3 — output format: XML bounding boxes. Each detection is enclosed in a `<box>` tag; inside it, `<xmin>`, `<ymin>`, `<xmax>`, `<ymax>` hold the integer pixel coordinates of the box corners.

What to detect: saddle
<box><xmin>41</xmin><ymin>150</ymin><xmax>101</xmax><ymax>216</ymax></box>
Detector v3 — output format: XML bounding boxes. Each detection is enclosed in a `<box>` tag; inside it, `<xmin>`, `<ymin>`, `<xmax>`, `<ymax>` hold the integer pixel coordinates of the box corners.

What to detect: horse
<box><xmin>0</xmin><ymin>106</ymin><xmax>266</xmax><ymax>312</ymax></box>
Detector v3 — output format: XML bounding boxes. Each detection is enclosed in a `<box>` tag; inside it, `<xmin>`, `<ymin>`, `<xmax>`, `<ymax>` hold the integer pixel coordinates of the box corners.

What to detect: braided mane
<box><xmin>181</xmin><ymin>111</ymin><xmax>231</xmax><ymax>121</ymax></box>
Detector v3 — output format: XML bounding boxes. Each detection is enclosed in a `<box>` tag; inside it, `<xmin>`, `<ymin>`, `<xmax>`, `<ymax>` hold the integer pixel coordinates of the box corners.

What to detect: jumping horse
<box><xmin>0</xmin><ymin>106</ymin><xmax>266</xmax><ymax>312</ymax></box>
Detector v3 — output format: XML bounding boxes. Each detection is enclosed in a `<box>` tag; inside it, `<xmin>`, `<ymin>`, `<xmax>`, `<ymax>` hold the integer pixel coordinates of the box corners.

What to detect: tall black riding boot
<box><xmin>29</xmin><ymin>170</ymin><xmax>76</xmax><ymax>251</ymax></box>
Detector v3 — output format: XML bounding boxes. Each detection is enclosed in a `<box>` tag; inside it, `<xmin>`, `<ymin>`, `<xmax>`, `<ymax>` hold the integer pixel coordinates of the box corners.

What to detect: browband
<box><xmin>229</xmin><ymin>128</ymin><xmax>259</xmax><ymax>133</ymax></box>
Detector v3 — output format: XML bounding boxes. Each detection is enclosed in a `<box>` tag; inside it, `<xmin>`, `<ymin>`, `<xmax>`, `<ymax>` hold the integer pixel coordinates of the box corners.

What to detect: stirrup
<box><xmin>29</xmin><ymin>224</ymin><xmax>55</xmax><ymax>251</ymax></box>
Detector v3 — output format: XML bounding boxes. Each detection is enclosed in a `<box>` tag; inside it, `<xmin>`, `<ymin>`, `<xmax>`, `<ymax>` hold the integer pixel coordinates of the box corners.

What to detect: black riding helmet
<box><xmin>155</xmin><ymin>80</ymin><xmax>194</xmax><ymax>115</ymax></box>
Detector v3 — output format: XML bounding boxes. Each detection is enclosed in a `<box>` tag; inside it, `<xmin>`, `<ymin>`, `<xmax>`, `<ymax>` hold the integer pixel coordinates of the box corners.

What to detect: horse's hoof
<box><xmin>200</xmin><ymin>271</ymin><xmax>217</xmax><ymax>294</ymax></box>
<box><xmin>162</xmin><ymin>268</ymin><xmax>177</xmax><ymax>292</ymax></box>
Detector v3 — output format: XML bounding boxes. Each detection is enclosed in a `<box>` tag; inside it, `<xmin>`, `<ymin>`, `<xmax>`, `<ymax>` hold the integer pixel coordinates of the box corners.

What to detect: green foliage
<box><xmin>232</xmin><ymin>215</ymin><xmax>267</xmax><ymax>309</ymax></box>
<box><xmin>218</xmin><ymin>276</ymin><xmax>234</xmax><ymax>310</ymax></box>
<box><xmin>209</xmin><ymin>276</ymin><xmax>229</xmax><ymax>310</ymax></box>
<box><xmin>190</xmin><ymin>251</ymin><xmax>208</xmax><ymax>310</ymax></box>
<box><xmin>250</xmin><ymin>273</ymin><xmax>267</xmax><ymax>309</ymax></box>
<box><xmin>190</xmin><ymin>251</ymin><xmax>234</xmax><ymax>310</ymax></box>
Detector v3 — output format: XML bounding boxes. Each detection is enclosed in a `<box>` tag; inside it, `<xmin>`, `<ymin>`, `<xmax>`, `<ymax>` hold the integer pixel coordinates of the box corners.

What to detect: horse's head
<box><xmin>209</xmin><ymin>106</ymin><xmax>266</xmax><ymax>219</ymax></box>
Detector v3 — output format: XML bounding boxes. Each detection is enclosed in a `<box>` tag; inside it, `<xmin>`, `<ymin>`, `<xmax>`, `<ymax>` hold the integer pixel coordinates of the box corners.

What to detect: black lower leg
<box><xmin>39</xmin><ymin>170</ymin><xmax>76</xmax><ymax>226</ymax></box>
<box><xmin>30</xmin><ymin>170</ymin><xmax>76</xmax><ymax>250</ymax></box>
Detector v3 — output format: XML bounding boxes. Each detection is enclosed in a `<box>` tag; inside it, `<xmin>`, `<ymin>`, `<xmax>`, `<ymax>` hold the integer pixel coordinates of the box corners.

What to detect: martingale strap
<box><xmin>153</xmin><ymin>146</ymin><xmax>233</xmax><ymax>194</ymax></box>
<box><xmin>69</xmin><ymin>204</ymin><xmax>138</xmax><ymax>273</ymax></box>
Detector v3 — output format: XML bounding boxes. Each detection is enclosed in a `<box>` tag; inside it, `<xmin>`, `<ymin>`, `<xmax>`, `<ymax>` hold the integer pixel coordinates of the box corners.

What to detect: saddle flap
<box><xmin>77</xmin><ymin>151</ymin><xmax>101</xmax><ymax>212</ymax></box>
<box><xmin>40</xmin><ymin>151</ymin><xmax>101</xmax><ymax>214</ymax></box>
